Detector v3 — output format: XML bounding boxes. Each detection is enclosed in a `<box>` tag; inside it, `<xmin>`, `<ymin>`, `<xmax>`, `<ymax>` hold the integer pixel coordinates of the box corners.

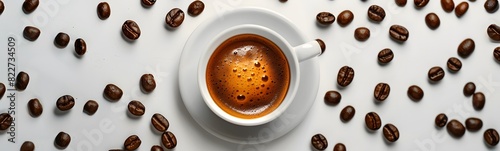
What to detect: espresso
<box><xmin>206</xmin><ymin>34</ymin><xmax>290</xmax><ymax>119</ymax></box>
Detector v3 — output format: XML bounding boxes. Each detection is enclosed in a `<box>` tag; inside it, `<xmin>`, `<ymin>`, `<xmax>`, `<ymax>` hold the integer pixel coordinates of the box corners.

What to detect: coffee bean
<box><xmin>324</xmin><ymin>91</ymin><xmax>341</xmax><ymax>105</ymax></box>
<box><xmin>383</xmin><ymin>124</ymin><xmax>400</xmax><ymax>142</ymax></box>
<box><xmin>0</xmin><ymin>83</ymin><xmax>5</xmax><ymax>99</ymax></box>
<box><xmin>83</xmin><ymin>100</ymin><xmax>99</xmax><ymax>115</ymax></box>
<box><xmin>188</xmin><ymin>1</ymin><xmax>204</xmax><ymax>16</ymax></box>
<box><xmin>374</xmin><ymin>83</ymin><xmax>390</xmax><ymax>101</ymax></box>
<box><xmin>0</xmin><ymin>1</ymin><xmax>4</xmax><ymax>15</ymax></box>
<box><xmin>463</xmin><ymin>82</ymin><xmax>476</xmax><ymax>96</ymax></box>
<box><xmin>28</xmin><ymin>98</ymin><xmax>43</xmax><ymax>117</ymax></box>
<box><xmin>447</xmin><ymin>119</ymin><xmax>466</xmax><ymax>137</ymax></box>
<box><xmin>165</xmin><ymin>8</ymin><xmax>185</xmax><ymax>28</ymax></box>
<box><xmin>428</xmin><ymin>66</ymin><xmax>445</xmax><ymax>82</ymax></box>
<box><xmin>455</xmin><ymin>2</ymin><xmax>469</xmax><ymax>17</ymax></box>
<box><xmin>311</xmin><ymin>133</ymin><xmax>328</xmax><ymax>150</ymax></box>
<box><xmin>337</xmin><ymin>10</ymin><xmax>354</xmax><ymax>26</ymax></box>
<box><xmin>447</xmin><ymin>57</ymin><xmax>462</xmax><ymax>72</ymax></box>
<box><xmin>367</xmin><ymin>5</ymin><xmax>385</xmax><ymax>22</ymax></box>
<box><xmin>316</xmin><ymin>39</ymin><xmax>326</xmax><ymax>54</ymax></box>
<box><xmin>152</xmin><ymin>113</ymin><xmax>170</xmax><ymax>132</ymax></box>
<box><xmin>16</xmin><ymin>71</ymin><xmax>30</xmax><ymax>90</ymax></box>
<box><xmin>151</xmin><ymin>145</ymin><xmax>164</xmax><ymax>151</ymax></box>
<box><xmin>396</xmin><ymin>0</ymin><xmax>407</xmax><ymax>6</ymax></box>
<box><xmin>74</xmin><ymin>38</ymin><xmax>87</xmax><ymax>56</ymax></box>
<box><xmin>104</xmin><ymin>84</ymin><xmax>123</xmax><ymax>101</ymax></box>
<box><xmin>57</xmin><ymin>95</ymin><xmax>75</xmax><ymax>111</ymax></box>
<box><xmin>0</xmin><ymin>113</ymin><xmax>13</xmax><ymax>130</ymax></box>
<box><xmin>354</xmin><ymin>27</ymin><xmax>370</xmax><ymax>41</ymax></box>
<box><xmin>142</xmin><ymin>0</ymin><xmax>156</xmax><ymax>7</ymax></box>
<box><xmin>333</xmin><ymin>143</ymin><xmax>346</xmax><ymax>151</ymax></box>
<box><xmin>407</xmin><ymin>85</ymin><xmax>424</xmax><ymax>101</ymax></box>
<box><xmin>280</xmin><ymin>0</ymin><xmax>288</xmax><ymax>2</ymax></box>
<box><xmin>484</xmin><ymin>129</ymin><xmax>500</xmax><ymax>146</ymax></box>
<box><xmin>337</xmin><ymin>66</ymin><xmax>355</xmax><ymax>87</ymax></box>
<box><xmin>20</xmin><ymin>141</ymin><xmax>35</xmax><ymax>151</ymax></box>
<box><xmin>425</xmin><ymin>13</ymin><xmax>440</xmax><ymax>29</ymax></box>
<box><xmin>494</xmin><ymin>47</ymin><xmax>500</xmax><ymax>62</ymax></box>
<box><xmin>124</xmin><ymin>135</ymin><xmax>141</xmax><ymax>150</ymax></box>
<box><xmin>23</xmin><ymin>26</ymin><xmax>41</xmax><ymax>41</ymax></box>
<box><xmin>415</xmin><ymin>0</ymin><xmax>430</xmax><ymax>8</ymax></box>
<box><xmin>487</xmin><ymin>24</ymin><xmax>500</xmax><ymax>41</ymax></box>
<box><xmin>389</xmin><ymin>25</ymin><xmax>409</xmax><ymax>42</ymax></box>
<box><xmin>340</xmin><ymin>105</ymin><xmax>355</xmax><ymax>122</ymax></box>
<box><xmin>141</xmin><ymin>74</ymin><xmax>156</xmax><ymax>93</ymax></box>
<box><xmin>162</xmin><ymin>131</ymin><xmax>177</xmax><ymax>149</ymax></box>
<box><xmin>22</xmin><ymin>0</ymin><xmax>39</xmax><ymax>14</ymax></box>
<box><xmin>128</xmin><ymin>100</ymin><xmax>145</xmax><ymax>116</ymax></box>
<box><xmin>55</xmin><ymin>132</ymin><xmax>71</xmax><ymax>149</ymax></box>
<box><xmin>465</xmin><ymin>117</ymin><xmax>483</xmax><ymax>131</ymax></box>
<box><xmin>435</xmin><ymin>113</ymin><xmax>448</xmax><ymax>127</ymax></box>
<box><xmin>472</xmin><ymin>92</ymin><xmax>485</xmax><ymax>110</ymax></box>
<box><xmin>484</xmin><ymin>0</ymin><xmax>499</xmax><ymax>13</ymax></box>
<box><xmin>365</xmin><ymin>112</ymin><xmax>382</xmax><ymax>130</ymax></box>
<box><xmin>441</xmin><ymin>0</ymin><xmax>455</xmax><ymax>12</ymax></box>
<box><xmin>457</xmin><ymin>38</ymin><xmax>475</xmax><ymax>57</ymax></box>
<box><xmin>316</xmin><ymin>12</ymin><xmax>335</xmax><ymax>25</ymax></box>
<box><xmin>97</xmin><ymin>2</ymin><xmax>110</xmax><ymax>20</ymax></box>
<box><xmin>122</xmin><ymin>20</ymin><xmax>141</xmax><ymax>40</ymax></box>
<box><xmin>108</xmin><ymin>149</ymin><xmax>124</xmax><ymax>151</ymax></box>
<box><xmin>378</xmin><ymin>48</ymin><xmax>394</xmax><ymax>63</ymax></box>
<box><xmin>54</xmin><ymin>32</ymin><xmax>70</xmax><ymax>48</ymax></box>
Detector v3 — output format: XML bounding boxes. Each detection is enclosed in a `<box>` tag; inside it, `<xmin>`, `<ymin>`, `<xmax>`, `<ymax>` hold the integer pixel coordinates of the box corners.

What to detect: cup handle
<box><xmin>293</xmin><ymin>39</ymin><xmax>325</xmax><ymax>62</ymax></box>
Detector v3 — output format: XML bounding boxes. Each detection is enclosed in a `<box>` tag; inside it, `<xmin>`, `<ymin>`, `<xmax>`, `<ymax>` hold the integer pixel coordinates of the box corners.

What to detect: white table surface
<box><xmin>1</xmin><ymin>0</ymin><xmax>499</xmax><ymax>150</ymax></box>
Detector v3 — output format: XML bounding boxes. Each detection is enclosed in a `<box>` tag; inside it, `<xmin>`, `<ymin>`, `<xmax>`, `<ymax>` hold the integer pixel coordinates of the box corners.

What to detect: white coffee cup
<box><xmin>198</xmin><ymin>24</ymin><xmax>322</xmax><ymax>126</ymax></box>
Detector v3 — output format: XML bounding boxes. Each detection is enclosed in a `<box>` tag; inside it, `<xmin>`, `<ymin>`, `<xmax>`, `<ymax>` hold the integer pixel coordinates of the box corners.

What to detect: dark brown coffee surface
<box><xmin>441</xmin><ymin>0</ymin><xmax>455</xmax><ymax>12</ymax></box>
<box><xmin>311</xmin><ymin>133</ymin><xmax>328</xmax><ymax>150</ymax></box>
<box><xmin>435</xmin><ymin>113</ymin><xmax>448</xmax><ymax>127</ymax></box>
<box><xmin>83</xmin><ymin>100</ymin><xmax>99</xmax><ymax>115</ymax></box>
<box><xmin>124</xmin><ymin>135</ymin><xmax>141</xmax><ymax>150</ymax></box>
<box><xmin>54</xmin><ymin>132</ymin><xmax>71</xmax><ymax>149</ymax></box>
<box><xmin>16</xmin><ymin>71</ymin><xmax>30</xmax><ymax>90</ymax></box>
<box><xmin>162</xmin><ymin>131</ymin><xmax>177</xmax><ymax>149</ymax></box>
<box><xmin>20</xmin><ymin>141</ymin><xmax>35</xmax><ymax>151</ymax></box>
<box><xmin>28</xmin><ymin>98</ymin><xmax>43</xmax><ymax>117</ymax></box>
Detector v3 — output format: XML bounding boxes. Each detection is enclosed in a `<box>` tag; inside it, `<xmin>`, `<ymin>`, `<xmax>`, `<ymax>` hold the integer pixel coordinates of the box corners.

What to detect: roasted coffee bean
<box><xmin>435</xmin><ymin>113</ymin><xmax>448</xmax><ymax>127</ymax></box>
<box><xmin>0</xmin><ymin>113</ymin><xmax>13</xmax><ymax>130</ymax></box>
<box><xmin>97</xmin><ymin>2</ymin><xmax>110</xmax><ymax>20</ymax></box>
<box><xmin>396</xmin><ymin>0</ymin><xmax>407</xmax><ymax>6</ymax></box>
<box><xmin>165</xmin><ymin>8</ymin><xmax>185</xmax><ymax>28</ymax></box>
<box><xmin>20</xmin><ymin>141</ymin><xmax>35</xmax><ymax>151</ymax></box>
<box><xmin>333</xmin><ymin>143</ymin><xmax>346</xmax><ymax>151</ymax></box>
<box><xmin>484</xmin><ymin>129</ymin><xmax>500</xmax><ymax>146</ymax></box>
<box><xmin>316</xmin><ymin>12</ymin><xmax>335</xmax><ymax>25</ymax></box>
<box><xmin>457</xmin><ymin>38</ymin><xmax>475</xmax><ymax>57</ymax></box>
<box><xmin>374</xmin><ymin>83</ymin><xmax>390</xmax><ymax>101</ymax></box>
<box><xmin>447</xmin><ymin>119</ymin><xmax>466</xmax><ymax>137</ymax></box>
<box><xmin>28</xmin><ymin>98</ymin><xmax>43</xmax><ymax>117</ymax></box>
<box><xmin>128</xmin><ymin>100</ymin><xmax>145</xmax><ymax>116</ymax></box>
<box><xmin>415</xmin><ymin>0</ymin><xmax>430</xmax><ymax>8</ymax></box>
<box><xmin>141</xmin><ymin>74</ymin><xmax>156</xmax><ymax>93</ymax></box>
<box><xmin>54</xmin><ymin>32</ymin><xmax>70</xmax><ymax>48</ymax></box>
<box><xmin>389</xmin><ymin>25</ymin><xmax>409</xmax><ymax>42</ymax></box>
<box><xmin>447</xmin><ymin>57</ymin><xmax>462</xmax><ymax>72</ymax></box>
<box><xmin>142</xmin><ymin>0</ymin><xmax>156</xmax><ymax>7</ymax></box>
<box><xmin>465</xmin><ymin>117</ymin><xmax>483</xmax><ymax>131</ymax></box>
<box><xmin>354</xmin><ymin>27</ymin><xmax>370</xmax><ymax>41</ymax></box>
<box><xmin>337</xmin><ymin>10</ymin><xmax>354</xmax><ymax>26</ymax></box>
<box><xmin>311</xmin><ymin>134</ymin><xmax>328</xmax><ymax>150</ymax></box>
<box><xmin>487</xmin><ymin>24</ymin><xmax>500</xmax><ymax>41</ymax></box>
<box><xmin>367</xmin><ymin>5</ymin><xmax>385</xmax><ymax>22</ymax></box>
<box><xmin>484</xmin><ymin>0</ymin><xmax>499</xmax><ymax>13</ymax></box>
<box><xmin>151</xmin><ymin>145</ymin><xmax>164</xmax><ymax>151</ymax></box>
<box><xmin>407</xmin><ymin>85</ymin><xmax>424</xmax><ymax>101</ymax></box>
<box><xmin>122</xmin><ymin>20</ymin><xmax>141</xmax><ymax>40</ymax></box>
<box><xmin>455</xmin><ymin>2</ymin><xmax>469</xmax><ymax>17</ymax></box>
<box><xmin>441</xmin><ymin>0</ymin><xmax>455</xmax><ymax>12</ymax></box>
<box><xmin>340</xmin><ymin>105</ymin><xmax>355</xmax><ymax>122</ymax></box>
<box><xmin>74</xmin><ymin>38</ymin><xmax>87</xmax><ymax>56</ymax></box>
<box><xmin>23</xmin><ymin>26</ymin><xmax>41</xmax><ymax>41</ymax></box>
<box><xmin>463</xmin><ymin>82</ymin><xmax>476</xmax><ymax>96</ymax></box>
<box><xmin>428</xmin><ymin>66</ymin><xmax>445</xmax><ymax>82</ymax></box>
<box><xmin>378</xmin><ymin>48</ymin><xmax>394</xmax><ymax>63</ymax></box>
<box><xmin>365</xmin><ymin>112</ymin><xmax>382</xmax><ymax>130</ymax></box>
<box><xmin>188</xmin><ymin>1</ymin><xmax>204</xmax><ymax>16</ymax></box>
<box><xmin>57</xmin><ymin>95</ymin><xmax>75</xmax><ymax>111</ymax></box>
<box><xmin>104</xmin><ymin>84</ymin><xmax>123</xmax><ymax>101</ymax></box>
<box><xmin>324</xmin><ymin>91</ymin><xmax>341</xmax><ymax>105</ymax></box>
<box><xmin>22</xmin><ymin>0</ymin><xmax>39</xmax><ymax>14</ymax></box>
<box><xmin>494</xmin><ymin>47</ymin><xmax>500</xmax><ymax>62</ymax></box>
<box><xmin>425</xmin><ymin>13</ymin><xmax>440</xmax><ymax>29</ymax></box>
<box><xmin>55</xmin><ymin>132</ymin><xmax>71</xmax><ymax>149</ymax></box>
<box><xmin>152</xmin><ymin>113</ymin><xmax>170</xmax><ymax>132</ymax></box>
<box><xmin>280</xmin><ymin>0</ymin><xmax>288</xmax><ymax>2</ymax></box>
<box><xmin>383</xmin><ymin>124</ymin><xmax>400</xmax><ymax>142</ymax></box>
<box><xmin>472</xmin><ymin>92</ymin><xmax>485</xmax><ymax>110</ymax></box>
<box><xmin>316</xmin><ymin>39</ymin><xmax>326</xmax><ymax>54</ymax></box>
<box><xmin>0</xmin><ymin>83</ymin><xmax>5</xmax><ymax>99</ymax></box>
<box><xmin>162</xmin><ymin>131</ymin><xmax>177</xmax><ymax>149</ymax></box>
<box><xmin>124</xmin><ymin>135</ymin><xmax>141</xmax><ymax>150</ymax></box>
<box><xmin>337</xmin><ymin>66</ymin><xmax>355</xmax><ymax>87</ymax></box>
<box><xmin>0</xmin><ymin>1</ymin><xmax>4</xmax><ymax>15</ymax></box>
<box><xmin>83</xmin><ymin>100</ymin><xmax>99</xmax><ymax>115</ymax></box>
<box><xmin>16</xmin><ymin>71</ymin><xmax>30</xmax><ymax>90</ymax></box>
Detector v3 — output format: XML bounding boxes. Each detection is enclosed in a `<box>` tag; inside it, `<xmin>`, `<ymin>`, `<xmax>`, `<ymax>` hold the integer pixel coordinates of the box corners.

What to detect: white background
<box><xmin>1</xmin><ymin>0</ymin><xmax>500</xmax><ymax>150</ymax></box>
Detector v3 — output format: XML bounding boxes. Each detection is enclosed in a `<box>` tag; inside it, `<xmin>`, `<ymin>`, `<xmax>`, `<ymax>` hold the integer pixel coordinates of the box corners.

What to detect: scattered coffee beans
<box><xmin>463</xmin><ymin>82</ymin><xmax>476</xmax><ymax>96</ymax></box>
<box><xmin>165</xmin><ymin>8</ymin><xmax>185</xmax><ymax>28</ymax></box>
<box><xmin>340</xmin><ymin>105</ymin><xmax>356</xmax><ymax>122</ymax></box>
<box><xmin>324</xmin><ymin>91</ymin><xmax>341</xmax><ymax>105</ymax></box>
<box><xmin>455</xmin><ymin>2</ymin><xmax>469</xmax><ymax>17</ymax></box>
<box><xmin>428</xmin><ymin>66</ymin><xmax>445</xmax><ymax>82</ymax></box>
<box><xmin>23</xmin><ymin>26</ymin><xmax>41</xmax><ymax>41</ymax></box>
<box><xmin>22</xmin><ymin>0</ymin><xmax>39</xmax><ymax>14</ymax></box>
<box><xmin>141</xmin><ymin>74</ymin><xmax>156</xmax><ymax>93</ymax></box>
<box><xmin>317</xmin><ymin>12</ymin><xmax>335</xmax><ymax>25</ymax></box>
<box><xmin>374</xmin><ymin>83</ymin><xmax>390</xmax><ymax>101</ymax></box>
<box><xmin>389</xmin><ymin>25</ymin><xmax>409</xmax><ymax>42</ymax></box>
<box><xmin>407</xmin><ymin>85</ymin><xmax>424</xmax><ymax>101</ymax></box>
<box><xmin>337</xmin><ymin>10</ymin><xmax>354</xmax><ymax>26</ymax></box>
<box><xmin>457</xmin><ymin>38</ymin><xmax>475</xmax><ymax>57</ymax></box>
<box><xmin>367</xmin><ymin>5</ymin><xmax>385</xmax><ymax>22</ymax></box>
<box><xmin>311</xmin><ymin>133</ymin><xmax>328</xmax><ymax>150</ymax></box>
<box><xmin>0</xmin><ymin>83</ymin><xmax>5</xmax><ymax>99</ymax></box>
<box><xmin>465</xmin><ymin>117</ymin><xmax>483</xmax><ymax>131</ymax></box>
<box><xmin>20</xmin><ymin>141</ymin><xmax>35</xmax><ymax>151</ymax></box>
<box><xmin>16</xmin><ymin>71</ymin><xmax>30</xmax><ymax>90</ymax></box>
<box><xmin>337</xmin><ymin>66</ymin><xmax>355</xmax><ymax>87</ymax></box>
<box><xmin>151</xmin><ymin>145</ymin><xmax>164</xmax><ymax>151</ymax></box>
<box><xmin>83</xmin><ymin>100</ymin><xmax>99</xmax><ymax>115</ymax></box>
<box><xmin>28</xmin><ymin>98</ymin><xmax>43</xmax><ymax>117</ymax></box>
<box><xmin>378</xmin><ymin>48</ymin><xmax>394</xmax><ymax>64</ymax></box>
<box><xmin>142</xmin><ymin>0</ymin><xmax>156</xmax><ymax>7</ymax></box>
<box><xmin>97</xmin><ymin>2</ymin><xmax>110</xmax><ymax>20</ymax></box>
<box><xmin>365</xmin><ymin>112</ymin><xmax>382</xmax><ymax>130</ymax></box>
<box><xmin>162</xmin><ymin>131</ymin><xmax>177</xmax><ymax>149</ymax></box>
<box><xmin>54</xmin><ymin>32</ymin><xmax>70</xmax><ymax>48</ymax></box>
<box><xmin>188</xmin><ymin>0</ymin><xmax>205</xmax><ymax>16</ymax></box>
<box><xmin>472</xmin><ymin>92</ymin><xmax>485</xmax><ymax>110</ymax></box>
<box><xmin>74</xmin><ymin>38</ymin><xmax>87</xmax><ymax>56</ymax></box>
<box><xmin>395</xmin><ymin>0</ymin><xmax>407</xmax><ymax>6</ymax></box>
<box><xmin>316</xmin><ymin>39</ymin><xmax>326</xmax><ymax>54</ymax></box>
<box><xmin>152</xmin><ymin>113</ymin><xmax>170</xmax><ymax>132</ymax></box>
<box><xmin>494</xmin><ymin>47</ymin><xmax>500</xmax><ymax>62</ymax></box>
<box><xmin>55</xmin><ymin>132</ymin><xmax>71</xmax><ymax>149</ymax></box>
<box><xmin>487</xmin><ymin>24</ymin><xmax>500</xmax><ymax>41</ymax></box>
<box><xmin>425</xmin><ymin>13</ymin><xmax>440</xmax><ymax>29</ymax></box>
<box><xmin>435</xmin><ymin>113</ymin><xmax>448</xmax><ymax>127</ymax></box>
<box><xmin>104</xmin><ymin>84</ymin><xmax>123</xmax><ymax>101</ymax></box>
<box><xmin>447</xmin><ymin>119</ymin><xmax>466</xmax><ymax>137</ymax></box>
<box><xmin>354</xmin><ymin>27</ymin><xmax>370</xmax><ymax>41</ymax></box>
<box><xmin>0</xmin><ymin>113</ymin><xmax>13</xmax><ymax>130</ymax></box>
<box><xmin>333</xmin><ymin>143</ymin><xmax>346</xmax><ymax>151</ymax></box>
<box><xmin>124</xmin><ymin>135</ymin><xmax>141</xmax><ymax>150</ymax></box>
<box><xmin>57</xmin><ymin>95</ymin><xmax>75</xmax><ymax>111</ymax></box>
<box><xmin>484</xmin><ymin>0</ymin><xmax>499</xmax><ymax>13</ymax></box>
<box><xmin>441</xmin><ymin>0</ymin><xmax>455</xmax><ymax>12</ymax></box>
<box><xmin>415</xmin><ymin>0</ymin><xmax>430</xmax><ymax>8</ymax></box>
<box><xmin>446</xmin><ymin>57</ymin><xmax>462</xmax><ymax>72</ymax></box>
<box><xmin>122</xmin><ymin>20</ymin><xmax>141</xmax><ymax>40</ymax></box>
<box><xmin>383</xmin><ymin>124</ymin><xmax>400</xmax><ymax>142</ymax></box>
<box><xmin>0</xmin><ymin>1</ymin><xmax>4</xmax><ymax>15</ymax></box>
<box><xmin>128</xmin><ymin>100</ymin><xmax>146</xmax><ymax>116</ymax></box>
<box><xmin>484</xmin><ymin>129</ymin><xmax>500</xmax><ymax>146</ymax></box>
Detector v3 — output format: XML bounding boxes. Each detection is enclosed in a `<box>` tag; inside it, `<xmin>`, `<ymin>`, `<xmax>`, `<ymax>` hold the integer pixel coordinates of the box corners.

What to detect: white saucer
<box><xmin>178</xmin><ymin>7</ymin><xmax>320</xmax><ymax>144</ymax></box>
